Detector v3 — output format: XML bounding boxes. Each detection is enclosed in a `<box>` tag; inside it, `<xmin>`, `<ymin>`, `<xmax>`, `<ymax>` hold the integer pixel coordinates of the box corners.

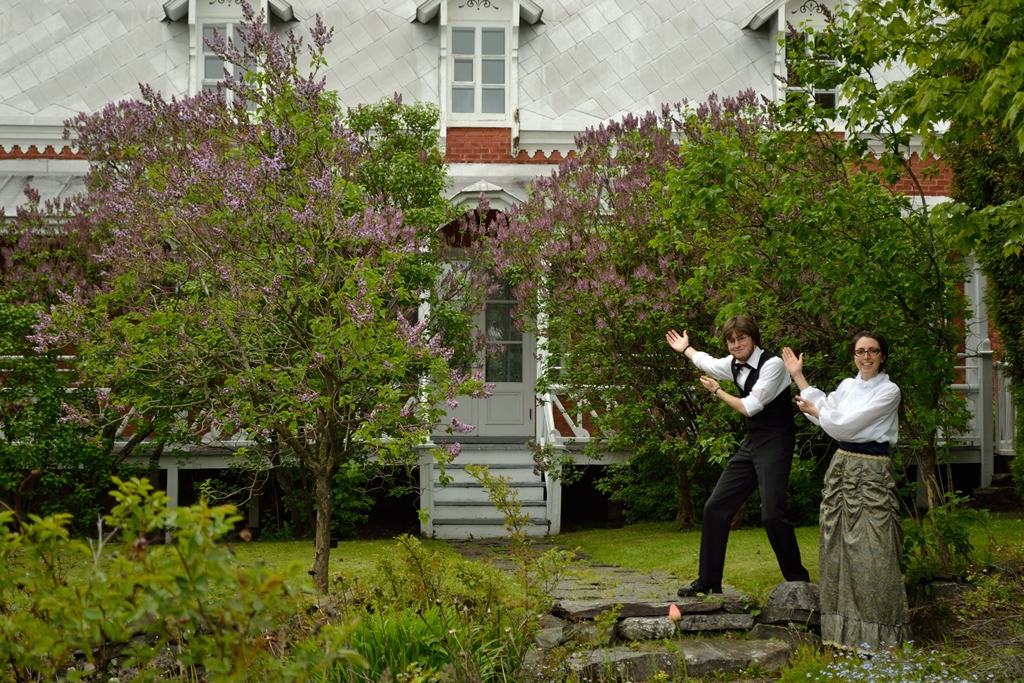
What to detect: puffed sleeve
<box><xmin>817</xmin><ymin>382</ymin><xmax>901</xmax><ymax>442</ymax></box>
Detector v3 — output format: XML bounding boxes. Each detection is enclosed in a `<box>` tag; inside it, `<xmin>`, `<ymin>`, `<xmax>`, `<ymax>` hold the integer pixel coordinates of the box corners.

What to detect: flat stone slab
<box><xmin>618</xmin><ymin>613</ymin><xmax>755</xmax><ymax>640</ymax></box>
<box><xmin>553</xmin><ymin>596</ymin><xmax>723</xmax><ymax>620</ymax></box>
<box><xmin>676</xmin><ymin>612</ymin><xmax>755</xmax><ymax>632</ymax></box>
<box><xmin>680</xmin><ymin>639</ymin><xmax>791</xmax><ymax>677</ymax></box>
<box><xmin>565</xmin><ymin>638</ymin><xmax>792</xmax><ymax>681</ymax></box>
<box><xmin>749</xmin><ymin>623</ymin><xmax>822</xmax><ymax>649</ymax></box>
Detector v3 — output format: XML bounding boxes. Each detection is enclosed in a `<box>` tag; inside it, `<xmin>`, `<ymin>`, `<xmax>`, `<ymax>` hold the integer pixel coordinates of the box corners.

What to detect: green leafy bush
<box><xmin>333</xmin><ymin>534</ymin><xmax>533</xmax><ymax>683</ymax></box>
<box><xmin>902</xmin><ymin>492</ymin><xmax>990</xmax><ymax>587</ymax></box>
<box><xmin>0</xmin><ymin>477</ymin><xmax>364</xmax><ymax>681</ymax></box>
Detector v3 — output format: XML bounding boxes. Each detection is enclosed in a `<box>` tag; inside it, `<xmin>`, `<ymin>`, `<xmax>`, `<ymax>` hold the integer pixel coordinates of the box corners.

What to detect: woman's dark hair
<box><xmin>721</xmin><ymin>315</ymin><xmax>761</xmax><ymax>347</ymax></box>
<box><xmin>850</xmin><ymin>331</ymin><xmax>889</xmax><ymax>370</ymax></box>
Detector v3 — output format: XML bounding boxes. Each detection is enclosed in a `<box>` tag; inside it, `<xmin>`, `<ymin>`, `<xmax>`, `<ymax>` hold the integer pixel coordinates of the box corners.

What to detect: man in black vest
<box><xmin>666</xmin><ymin>315</ymin><xmax>810</xmax><ymax>596</ymax></box>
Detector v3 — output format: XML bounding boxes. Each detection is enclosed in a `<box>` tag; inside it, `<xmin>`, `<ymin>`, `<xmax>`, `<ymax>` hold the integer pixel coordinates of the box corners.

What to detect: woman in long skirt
<box><xmin>782</xmin><ymin>332</ymin><xmax>910</xmax><ymax>651</ymax></box>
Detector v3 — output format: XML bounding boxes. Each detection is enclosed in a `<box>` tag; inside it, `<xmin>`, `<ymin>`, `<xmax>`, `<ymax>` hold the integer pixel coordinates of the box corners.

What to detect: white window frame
<box><xmin>199</xmin><ymin>22</ymin><xmax>237</xmax><ymax>94</ymax></box>
<box><xmin>783</xmin><ymin>30</ymin><xmax>837</xmax><ymax>112</ymax></box>
<box><xmin>447</xmin><ymin>24</ymin><xmax>511</xmax><ymax>122</ymax></box>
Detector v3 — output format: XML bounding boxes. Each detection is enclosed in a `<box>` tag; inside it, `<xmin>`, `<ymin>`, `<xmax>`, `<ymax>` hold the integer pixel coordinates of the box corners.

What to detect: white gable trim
<box><xmin>448</xmin><ymin>180</ymin><xmax>524</xmax><ymax>211</ymax></box>
<box><xmin>163</xmin><ymin>0</ymin><xmax>295</xmax><ymax>23</ymax></box>
<box><xmin>413</xmin><ymin>0</ymin><xmax>543</xmax><ymax>25</ymax></box>
<box><xmin>743</xmin><ymin>0</ymin><xmax>785</xmax><ymax>30</ymax></box>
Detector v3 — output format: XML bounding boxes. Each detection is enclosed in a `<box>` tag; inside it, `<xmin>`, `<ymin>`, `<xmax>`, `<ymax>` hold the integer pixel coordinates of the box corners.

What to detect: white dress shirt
<box><xmin>799</xmin><ymin>372</ymin><xmax>900</xmax><ymax>445</ymax></box>
<box><xmin>690</xmin><ymin>347</ymin><xmax>792</xmax><ymax>416</ymax></box>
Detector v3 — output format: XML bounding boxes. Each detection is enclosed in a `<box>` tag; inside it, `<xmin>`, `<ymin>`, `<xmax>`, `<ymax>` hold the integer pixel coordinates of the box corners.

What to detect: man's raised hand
<box><xmin>666</xmin><ymin>329</ymin><xmax>690</xmax><ymax>354</ymax></box>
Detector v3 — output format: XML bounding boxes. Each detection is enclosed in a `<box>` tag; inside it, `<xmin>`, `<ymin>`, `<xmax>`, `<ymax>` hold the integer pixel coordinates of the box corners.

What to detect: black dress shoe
<box><xmin>677</xmin><ymin>579</ymin><xmax>722</xmax><ymax>597</ymax></box>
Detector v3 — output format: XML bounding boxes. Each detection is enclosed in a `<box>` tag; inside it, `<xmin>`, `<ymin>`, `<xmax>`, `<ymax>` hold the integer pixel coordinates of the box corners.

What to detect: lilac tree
<box><xmin>1</xmin><ymin>185</ymin><xmax>155</xmax><ymax>529</ymax></box>
<box><xmin>496</xmin><ymin>102</ymin><xmax>729</xmax><ymax>526</ymax></box>
<box><xmin>499</xmin><ymin>92</ymin><xmax>967</xmax><ymax>525</ymax></box>
<box><xmin>30</xmin><ymin>4</ymin><xmax>486</xmax><ymax>591</ymax></box>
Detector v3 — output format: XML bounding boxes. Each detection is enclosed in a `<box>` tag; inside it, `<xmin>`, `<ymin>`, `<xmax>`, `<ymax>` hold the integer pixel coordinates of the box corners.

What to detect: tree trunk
<box><xmin>917</xmin><ymin>444</ymin><xmax>945</xmax><ymax>510</ymax></box>
<box><xmin>674</xmin><ymin>457</ymin><xmax>695</xmax><ymax>528</ymax></box>
<box><xmin>312</xmin><ymin>466</ymin><xmax>332</xmax><ymax>593</ymax></box>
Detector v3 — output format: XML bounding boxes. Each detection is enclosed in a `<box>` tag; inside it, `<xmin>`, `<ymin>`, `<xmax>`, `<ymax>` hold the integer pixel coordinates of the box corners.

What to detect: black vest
<box><xmin>732</xmin><ymin>351</ymin><xmax>794</xmax><ymax>433</ymax></box>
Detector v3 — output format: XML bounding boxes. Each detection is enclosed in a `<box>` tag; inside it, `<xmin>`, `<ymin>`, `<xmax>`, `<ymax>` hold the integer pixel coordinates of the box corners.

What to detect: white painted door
<box><xmin>436</xmin><ymin>282</ymin><xmax>535</xmax><ymax>439</ymax></box>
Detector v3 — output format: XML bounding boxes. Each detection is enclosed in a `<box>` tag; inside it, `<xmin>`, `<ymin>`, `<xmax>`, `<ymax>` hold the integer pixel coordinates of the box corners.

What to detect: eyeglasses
<box><xmin>854</xmin><ymin>348</ymin><xmax>882</xmax><ymax>357</ymax></box>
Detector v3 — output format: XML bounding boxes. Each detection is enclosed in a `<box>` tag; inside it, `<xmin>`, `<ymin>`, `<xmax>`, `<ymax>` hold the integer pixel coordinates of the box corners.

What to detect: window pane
<box><xmin>486</xmin><ymin>303</ymin><xmax>521</xmax><ymax>342</ymax></box>
<box><xmin>205</xmin><ymin>56</ymin><xmax>224</xmax><ymax>80</ymax></box>
<box><xmin>452</xmin><ymin>28</ymin><xmax>475</xmax><ymax>55</ymax></box>
<box><xmin>482</xmin><ymin>59</ymin><xmax>504</xmax><ymax>84</ymax></box>
<box><xmin>452</xmin><ymin>86</ymin><xmax>474</xmax><ymax>113</ymax></box>
<box><xmin>481</xmin><ymin>87</ymin><xmax>505</xmax><ymax>114</ymax></box>
<box><xmin>814</xmin><ymin>91</ymin><xmax>837</xmax><ymax>110</ymax></box>
<box><xmin>486</xmin><ymin>343</ymin><xmax>523</xmax><ymax>383</ymax></box>
<box><xmin>481</xmin><ymin>28</ymin><xmax>504</xmax><ymax>55</ymax></box>
<box><xmin>454</xmin><ymin>59</ymin><xmax>473</xmax><ymax>83</ymax></box>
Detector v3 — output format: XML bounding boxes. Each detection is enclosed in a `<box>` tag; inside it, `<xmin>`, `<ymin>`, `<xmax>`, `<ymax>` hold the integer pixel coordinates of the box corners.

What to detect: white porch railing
<box><xmin>537</xmin><ymin>384</ymin><xmax>595</xmax><ymax>448</ymax></box>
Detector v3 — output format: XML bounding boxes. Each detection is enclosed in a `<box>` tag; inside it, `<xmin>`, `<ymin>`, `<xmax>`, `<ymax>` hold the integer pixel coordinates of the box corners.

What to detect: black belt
<box><xmin>837</xmin><ymin>441</ymin><xmax>890</xmax><ymax>455</ymax></box>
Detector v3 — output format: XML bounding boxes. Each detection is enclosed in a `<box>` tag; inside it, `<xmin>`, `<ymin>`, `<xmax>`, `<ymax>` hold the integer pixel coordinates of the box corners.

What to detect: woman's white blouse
<box><xmin>800</xmin><ymin>372</ymin><xmax>900</xmax><ymax>445</ymax></box>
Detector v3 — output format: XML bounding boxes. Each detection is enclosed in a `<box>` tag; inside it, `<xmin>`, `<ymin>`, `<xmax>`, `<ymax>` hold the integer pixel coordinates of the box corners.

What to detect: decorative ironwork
<box><xmin>791</xmin><ymin>0</ymin><xmax>828</xmax><ymax>15</ymax></box>
<box><xmin>208</xmin><ymin>0</ymin><xmax>242</xmax><ymax>5</ymax></box>
<box><xmin>458</xmin><ymin>0</ymin><xmax>500</xmax><ymax>9</ymax></box>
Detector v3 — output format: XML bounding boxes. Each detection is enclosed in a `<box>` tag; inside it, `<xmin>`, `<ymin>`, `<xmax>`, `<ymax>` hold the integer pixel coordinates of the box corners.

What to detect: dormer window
<box><xmin>162</xmin><ymin>0</ymin><xmax>294</xmax><ymax>97</ymax></box>
<box><xmin>201</xmin><ymin>24</ymin><xmax>233</xmax><ymax>93</ymax></box>
<box><xmin>451</xmin><ymin>26</ymin><xmax>508</xmax><ymax>115</ymax></box>
<box><xmin>414</xmin><ymin>0</ymin><xmax>543</xmax><ymax>131</ymax></box>
<box><xmin>785</xmin><ymin>31</ymin><xmax>837</xmax><ymax>111</ymax></box>
<box><xmin>742</xmin><ymin>0</ymin><xmax>838</xmax><ymax>112</ymax></box>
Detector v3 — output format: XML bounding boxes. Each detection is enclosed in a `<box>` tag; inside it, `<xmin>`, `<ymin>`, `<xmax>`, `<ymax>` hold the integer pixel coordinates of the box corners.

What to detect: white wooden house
<box><xmin>0</xmin><ymin>0</ymin><xmax>1012</xmax><ymax>538</ymax></box>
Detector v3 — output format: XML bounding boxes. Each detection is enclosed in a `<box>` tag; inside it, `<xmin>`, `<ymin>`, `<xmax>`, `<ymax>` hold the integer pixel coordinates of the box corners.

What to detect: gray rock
<box><xmin>758</xmin><ymin>581</ymin><xmax>820</xmax><ymax>627</ymax></box>
<box><xmin>564</xmin><ymin>639</ymin><xmax>793</xmax><ymax>681</ymax></box>
<box><xmin>676</xmin><ymin>612</ymin><xmax>755</xmax><ymax>632</ymax></box>
<box><xmin>552</xmin><ymin>597</ymin><xmax>721</xmax><ymax>620</ymax></box>
<box><xmin>749</xmin><ymin>622</ymin><xmax>822</xmax><ymax>649</ymax></box>
<box><xmin>617</xmin><ymin>617</ymin><xmax>676</xmax><ymax>641</ymax></box>
<box><xmin>520</xmin><ymin>646</ymin><xmax>566</xmax><ymax>683</ymax></box>
<box><xmin>569</xmin><ymin>620</ymin><xmax>619</xmax><ymax>647</ymax></box>
<box><xmin>534</xmin><ymin>614</ymin><xmax>570</xmax><ymax>648</ymax></box>
<box><xmin>680</xmin><ymin>639</ymin><xmax>792</xmax><ymax>677</ymax></box>
<box><xmin>538</xmin><ymin>613</ymin><xmax>567</xmax><ymax>629</ymax></box>
<box><xmin>926</xmin><ymin>580</ymin><xmax>975</xmax><ymax>602</ymax></box>
<box><xmin>535</xmin><ymin>625</ymin><xmax>570</xmax><ymax>649</ymax></box>
<box><xmin>566</xmin><ymin>647</ymin><xmax>680</xmax><ymax>682</ymax></box>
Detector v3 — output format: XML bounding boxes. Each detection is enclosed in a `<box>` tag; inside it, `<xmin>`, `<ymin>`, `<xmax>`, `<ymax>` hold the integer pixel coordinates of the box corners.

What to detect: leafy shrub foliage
<box><xmin>0</xmin><ymin>477</ymin><xmax>363</xmax><ymax>681</ymax></box>
<box><xmin>901</xmin><ymin>492</ymin><xmax>990</xmax><ymax>587</ymax></box>
<box><xmin>332</xmin><ymin>535</ymin><xmax>536</xmax><ymax>683</ymax></box>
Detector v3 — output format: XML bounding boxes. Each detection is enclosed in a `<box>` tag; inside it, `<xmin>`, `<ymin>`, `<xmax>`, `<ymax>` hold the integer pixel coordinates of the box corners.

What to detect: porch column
<box><xmin>164</xmin><ymin>457</ymin><xmax>179</xmax><ymax>544</ymax></box>
<box><xmin>979</xmin><ymin>339</ymin><xmax>994</xmax><ymax>487</ymax></box>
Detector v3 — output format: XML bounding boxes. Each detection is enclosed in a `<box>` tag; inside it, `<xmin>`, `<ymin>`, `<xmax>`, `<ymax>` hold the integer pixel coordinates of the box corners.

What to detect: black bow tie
<box><xmin>733</xmin><ymin>361</ymin><xmax>752</xmax><ymax>371</ymax></box>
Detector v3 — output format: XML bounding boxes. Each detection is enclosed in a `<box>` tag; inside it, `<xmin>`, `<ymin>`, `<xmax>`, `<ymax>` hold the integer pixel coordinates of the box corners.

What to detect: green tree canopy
<box><xmin>21</xmin><ymin>4</ymin><xmax>488</xmax><ymax>591</ymax></box>
<box><xmin>499</xmin><ymin>92</ymin><xmax>967</xmax><ymax>523</ymax></box>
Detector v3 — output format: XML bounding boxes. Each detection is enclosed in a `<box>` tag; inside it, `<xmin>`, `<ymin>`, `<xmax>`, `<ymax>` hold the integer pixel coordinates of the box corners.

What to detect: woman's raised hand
<box><xmin>781</xmin><ymin>346</ymin><xmax>803</xmax><ymax>377</ymax></box>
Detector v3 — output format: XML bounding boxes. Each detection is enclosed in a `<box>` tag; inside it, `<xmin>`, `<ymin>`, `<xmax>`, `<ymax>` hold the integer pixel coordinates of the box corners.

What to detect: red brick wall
<box><xmin>0</xmin><ymin>144</ymin><xmax>82</xmax><ymax>159</ymax></box>
<box><xmin>443</xmin><ymin>127</ymin><xmax>567</xmax><ymax>164</ymax></box>
<box><xmin>889</xmin><ymin>153</ymin><xmax>954</xmax><ymax>196</ymax></box>
<box><xmin>856</xmin><ymin>152</ymin><xmax>954</xmax><ymax>196</ymax></box>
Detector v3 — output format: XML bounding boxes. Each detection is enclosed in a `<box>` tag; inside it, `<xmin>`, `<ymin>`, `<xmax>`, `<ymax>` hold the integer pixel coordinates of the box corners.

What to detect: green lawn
<box><xmin>558</xmin><ymin>514</ymin><xmax>1024</xmax><ymax>600</ymax></box>
<box><xmin>557</xmin><ymin>522</ymin><xmax>821</xmax><ymax>600</ymax></box>
<box><xmin>217</xmin><ymin>513</ymin><xmax>1024</xmax><ymax>602</ymax></box>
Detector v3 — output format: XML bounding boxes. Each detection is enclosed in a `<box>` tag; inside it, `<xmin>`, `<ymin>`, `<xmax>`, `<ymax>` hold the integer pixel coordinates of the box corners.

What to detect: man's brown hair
<box><xmin>721</xmin><ymin>315</ymin><xmax>761</xmax><ymax>347</ymax></box>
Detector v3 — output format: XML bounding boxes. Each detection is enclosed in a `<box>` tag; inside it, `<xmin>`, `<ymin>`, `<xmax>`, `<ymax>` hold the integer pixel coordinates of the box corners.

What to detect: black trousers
<box><xmin>697</xmin><ymin>428</ymin><xmax>809</xmax><ymax>588</ymax></box>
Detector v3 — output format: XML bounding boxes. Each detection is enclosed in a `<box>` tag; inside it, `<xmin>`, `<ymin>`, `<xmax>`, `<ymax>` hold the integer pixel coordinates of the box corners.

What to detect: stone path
<box><xmin>445</xmin><ymin>540</ymin><xmax>822</xmax><ymax>682</ymax></box>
